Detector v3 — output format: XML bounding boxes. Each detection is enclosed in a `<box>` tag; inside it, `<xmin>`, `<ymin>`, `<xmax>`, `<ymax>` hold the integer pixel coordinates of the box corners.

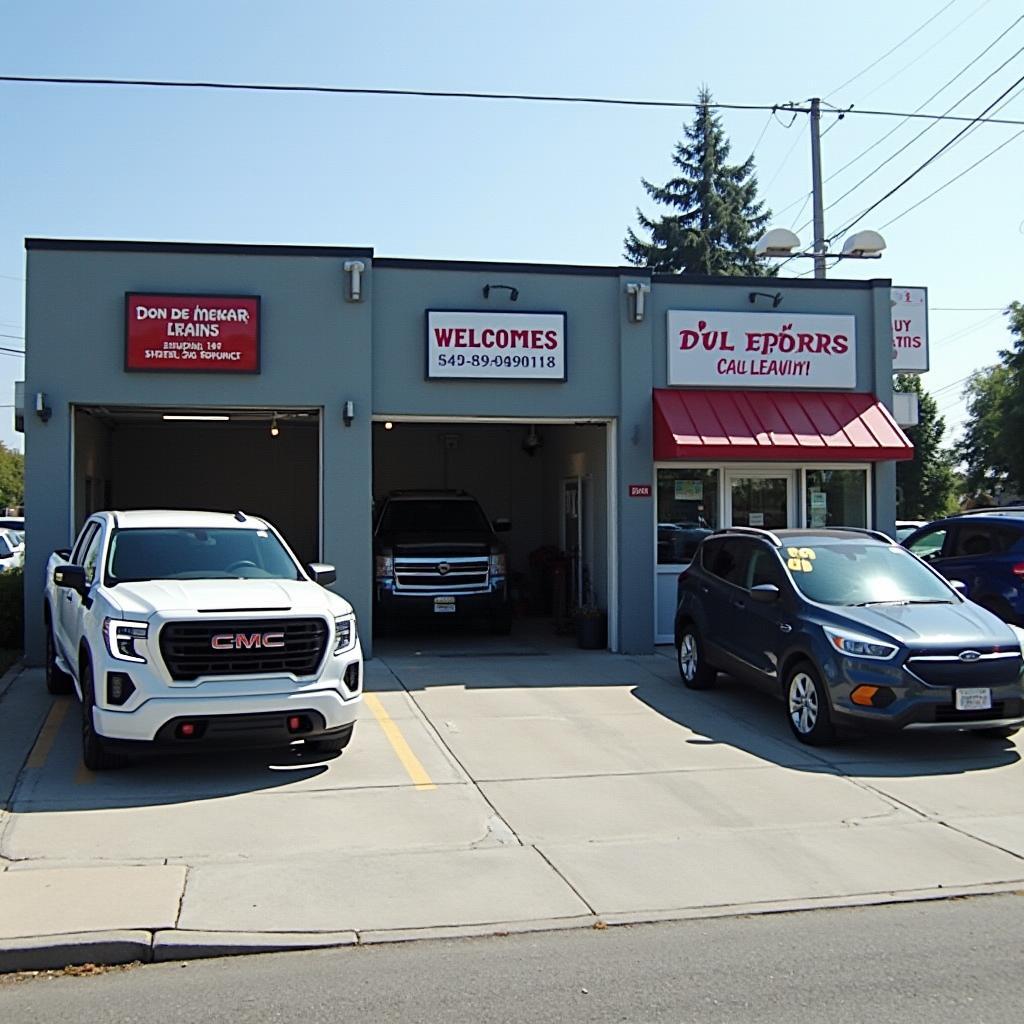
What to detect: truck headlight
<box><xmin>334</xmin><ymin>615</ymin><xmax>357</xmax><ymax>654</ymax></box>
<box><xmin>823</xmin><ymin>626</ymin><xmax>898</xmax><ymax>661</ymax></box>
<box><xmin>375</xmin><ymin>554</ymin><xmax>393</xmax><ymax>580</ymax></box>
<box><xmin>103</xmin><ymin>618</ymin><xmax>149</xmax><ymax>663</ymax></box>
<box><xmin>489</xmin><ymin>553</ymin><xmax>507</xmax><ymax>576</ymax></box>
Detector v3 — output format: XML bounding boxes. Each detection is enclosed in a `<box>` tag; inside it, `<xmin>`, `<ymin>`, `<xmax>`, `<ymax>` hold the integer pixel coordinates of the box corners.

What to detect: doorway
<box><xmin>724</xmin><ymin>470</ymin><xmax>796</xmax><ymax>530</ymax></box>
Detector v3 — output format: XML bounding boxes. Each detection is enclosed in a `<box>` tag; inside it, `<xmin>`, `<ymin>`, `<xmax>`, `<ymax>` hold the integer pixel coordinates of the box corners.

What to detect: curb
<box><xmin>0</xmin><ymin>659</ymin><xmax>23</xmax><ymax>702</ymax></box>
<box><xmin>2</xmin><ymin>881</ymin><xmax>1022</xmax><ymax>973</ymax></box>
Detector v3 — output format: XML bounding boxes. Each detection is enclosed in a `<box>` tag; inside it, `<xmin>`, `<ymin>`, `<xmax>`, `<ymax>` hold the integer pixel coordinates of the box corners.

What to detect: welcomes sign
<box><xmin>667</xmin><ymin>310</ymin><xmax>857</xmax><ymax>390</ymax></box>
<box><xmin>125</xmin><ymin>293</ymin><xmax>261</xmax><ymax>373</ymax></box>
<box><xmin>891</xmin><ymin>286</ymin><xmax>928</xmax><ymax>373</ymax></box>
<box><xmin>426</xmin><ymin>311</ymin><xmax>566</xmax><ymax>380</ymax></box>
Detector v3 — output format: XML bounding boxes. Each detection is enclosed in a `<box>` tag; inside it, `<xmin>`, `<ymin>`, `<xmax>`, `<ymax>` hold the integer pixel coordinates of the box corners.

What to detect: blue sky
<box><xmin>2</xmin><ymin>0</ymin><xmax>1022</xmax><ymax>454</ymax></box>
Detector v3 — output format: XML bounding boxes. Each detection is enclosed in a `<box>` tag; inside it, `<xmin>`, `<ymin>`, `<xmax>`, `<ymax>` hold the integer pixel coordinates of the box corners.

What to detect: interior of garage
<box><xmin>72</xmin><ymin>406</ymin><xmax>321</xmax><ymax>564</ymax></box>
<box><xmin>372</xmin><ymin>419</ymin><xmax>609</xmax><ymax>636</ymax></box>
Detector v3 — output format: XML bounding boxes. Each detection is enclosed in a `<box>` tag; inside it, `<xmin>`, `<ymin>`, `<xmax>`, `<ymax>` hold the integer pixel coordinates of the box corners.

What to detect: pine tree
<box><xmin>624</xmin><ymin>86</ymin><xmax>771</xmax><ymax>275</ymax></box>
<box><xmin>893</xmin><ymin>375</ymin><xmax>955</xmax><ymax>518</ymax></box>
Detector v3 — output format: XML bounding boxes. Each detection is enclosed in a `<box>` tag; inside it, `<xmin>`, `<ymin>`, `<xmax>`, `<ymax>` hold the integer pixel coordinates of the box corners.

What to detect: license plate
<box><xmin>955</xmin><ymin>687</ymin><xmax>992</xmax><ymax>711</ymax></box>
<box><xmin>434</xmin><ymin>597</ymin><xmax>456</xmax><ymax>614</ymax></box>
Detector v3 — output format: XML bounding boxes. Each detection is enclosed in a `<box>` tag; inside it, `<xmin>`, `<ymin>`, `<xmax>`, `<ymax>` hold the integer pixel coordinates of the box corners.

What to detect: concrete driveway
<box><xmin>2</xmin><ymin>621</ymin><xmax>1023</xmax><ymax>969</ymax></box>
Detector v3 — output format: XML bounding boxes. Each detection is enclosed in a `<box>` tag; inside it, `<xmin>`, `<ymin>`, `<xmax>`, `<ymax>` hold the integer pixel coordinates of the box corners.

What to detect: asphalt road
<box><xmin>2</xmin><ymin>894</ymin><xmax>1022</xmax><ymax>1023</ymax></box>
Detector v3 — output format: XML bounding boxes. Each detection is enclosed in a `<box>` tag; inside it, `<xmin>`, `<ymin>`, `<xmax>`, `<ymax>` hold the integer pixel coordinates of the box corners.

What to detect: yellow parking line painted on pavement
<box><xmin>363</xmin><ymin>693</ymin><xmax>435</xmax><ymax>791</ymax></box>
<box><xmin>25</xmin><ymin>699</ymin><xmax>70</xmax><ymax>770</ymax></box>
<box><xmin>74</xmin><ymin>762</ymin><xmax>96</xmax><ymax>785</ymax></box>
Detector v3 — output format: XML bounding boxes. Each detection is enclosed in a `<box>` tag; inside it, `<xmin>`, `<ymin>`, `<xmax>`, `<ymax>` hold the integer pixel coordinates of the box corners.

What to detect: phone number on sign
<box><xmin>436</xmin><ymin>353</ymin><xmax>559</xmax><ymax>369</ymax></box>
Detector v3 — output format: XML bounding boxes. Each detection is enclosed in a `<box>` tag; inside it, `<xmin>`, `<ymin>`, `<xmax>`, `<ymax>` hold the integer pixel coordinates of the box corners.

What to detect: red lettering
<box><xmin>511</xmin><ymin>329</ymin><xmax>529</xmax><ymax>348</ymax></box>
<box><xmin>544</xmin><ymin>330</ymin><xmax>558</xmax><ymax>350</ymax></box>
<box><xmin>434</xmin><ymin>328</ymin><xmax>456</xmax><ymax>348</ymax></box>
<box><xmin>481</xmin><ymin>329</ymin><xmax>495</xmax><ymax>348</ymax></box>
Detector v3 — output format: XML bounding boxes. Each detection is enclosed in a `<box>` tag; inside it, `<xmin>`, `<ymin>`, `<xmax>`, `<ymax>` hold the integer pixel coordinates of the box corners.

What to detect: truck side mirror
<box><xmin>54</xmin><ymin>564</ymin><xmax>87</xmax><ymax>595</ymax></box>
<box><xmin>492</xmin><ymin>518</ymin><xmax>512</xmax><ymax>532</ymax></box>
<box><xmin>307</xmin><ymin>563</ymin><xmax>337</xmax><ymax>587</ymax></box>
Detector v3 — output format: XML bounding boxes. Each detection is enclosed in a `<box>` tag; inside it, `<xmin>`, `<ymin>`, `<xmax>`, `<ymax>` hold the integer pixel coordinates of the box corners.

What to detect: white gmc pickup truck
<box><xmin>44</xmin><ymin>510</ymin><xmax>362</xmax><ymax>770</ymax></box>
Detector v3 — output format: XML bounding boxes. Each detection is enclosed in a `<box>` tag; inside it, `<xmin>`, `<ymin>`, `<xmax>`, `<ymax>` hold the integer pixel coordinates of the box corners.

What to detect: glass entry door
<box><xmin>725</xmin><ymin>471</ymin><xmax>795</xmax><ymax>530</ymax></box>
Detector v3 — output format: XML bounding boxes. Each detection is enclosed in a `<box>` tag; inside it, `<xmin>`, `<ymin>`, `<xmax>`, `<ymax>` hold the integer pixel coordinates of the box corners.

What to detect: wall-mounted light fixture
<box><xmin>270</xmin><ymin>413</ymin><xmax>280</xmax><ymax>437</ymax></box>
<box><xmin>34</xmin><ymin>392</ymin><xmax>52</xmax><ymax>423</ymax></box>
<box><xmin>521</xmin><ymin>424</ymin><xmax>543</xmax><ymax>457</ymax></box>
<box><xmin>483</xmin><ymin>284</ymin><xmax>519</xmax><ymax>302</ymax></box>
<box><xmin>342</xmin><ymin>400</ymin><xmax>355</xmax><ymax>427</ymax></box>
<box><xmin>384</xmin><ymin>421</ymin><xmax>394</xmax><ymax>430</ymax></box>
<box><xmin>748</xmin><ymin>291</ymin><xmax>783</xmax><ymax>308</ymax></box>
<box><xmin>343</xmin><ymin>260</ymin><xmax>365</xmax><ymax>302</ymax></box>
<box><xmin>625</xmin><ymin>281</ymin><xmax>651</xmax><ymax>323</ymax></box>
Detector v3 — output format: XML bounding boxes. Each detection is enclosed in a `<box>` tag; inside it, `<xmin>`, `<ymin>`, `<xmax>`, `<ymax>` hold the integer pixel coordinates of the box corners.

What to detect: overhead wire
<box><xmin>826</xmin><ymin>69</ymin><xmax>1024</xmax><ymax>244</ymax></box>
<box><xmin>824</xmin><ymin>0</ymin><xmax>961</xmax><ymax>99</ymax></box>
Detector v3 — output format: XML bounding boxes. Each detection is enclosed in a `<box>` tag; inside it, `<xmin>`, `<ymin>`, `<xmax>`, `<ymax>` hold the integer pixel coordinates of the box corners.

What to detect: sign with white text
<box><xmin>125</xmin><ymin>293</ymin><xmax>260</xmax><ymax>373</ymax></box>
<box><xmin>427</xmin><ymin>311</ymin><xmax>566</xmax><ymax>380</ymax></box>
<box><xmin>667</xmin><ymin>310</ymin><xmax>857</xmax><ymax>389</ymax></box>
<box><xmin>891</xmin><ymin>286</ymin><xmax>929</xmax><ymax>373</ymax></box>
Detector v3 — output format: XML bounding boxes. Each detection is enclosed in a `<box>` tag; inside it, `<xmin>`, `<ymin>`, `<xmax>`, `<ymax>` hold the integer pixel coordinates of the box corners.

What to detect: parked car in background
<box><xmin>0</xmin><ymin>516</ymin><xmax>25</xmax><ymax>531</ymax></box>
<box><xmin>675</xmin><ymin>526</ymin><xmax>1024</xmax><ymax>744</ymax></box>
<box><xmin>901</xmin><ymin>508</ymin><xmax>1024</xmax><ymax>625</ymax></box>
<box><xmin>895</xmin><ymin>520</ymin><xmax>926</xmax><ymax>542</ymax></box>
<box><xmin>657</xmin><ymin>521</ymin><xmax>713</xmax><ymax>564</ymax></box>
<box><xmin>0</xmin><ymin>528</ymin><xmax>24</xmax><ymax>571</ymax></box>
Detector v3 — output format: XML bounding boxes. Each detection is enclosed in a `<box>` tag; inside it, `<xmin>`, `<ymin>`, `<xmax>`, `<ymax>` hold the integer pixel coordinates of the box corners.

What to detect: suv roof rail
<box><xmin>824</xmin><ymin>526</ymin><xmax>896</xmax><ymax>544</ymax></box>
<box><xmin>958</xmin><ymin>505</ymin><xmax>1024</xmax><ymax>516</ymax></box>
<box><xmin>713</xmin><ymin>526</ymin><xmax>783</xmax><ymax>548</ymax></box>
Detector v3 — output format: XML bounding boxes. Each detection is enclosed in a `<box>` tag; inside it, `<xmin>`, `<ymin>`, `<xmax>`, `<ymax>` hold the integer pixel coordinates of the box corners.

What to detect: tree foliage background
<box><xmin>893</xmin><ymin>375</ymin><xmax>956</xmax><ymax>518</ymax></box>
<box><xmin>958</xmin><ymin>302</ymin><xmax>1024</xmax><ymax>500</ymax></box>
<box><xmin>624</xmin><ymin>86</ymin><xmax>771</xmax><ymax>275</ymax></box>
<box><xmin>0</xmin><ymin>442</ymin><xmax>23</xmax><ymax>511</ymax></box>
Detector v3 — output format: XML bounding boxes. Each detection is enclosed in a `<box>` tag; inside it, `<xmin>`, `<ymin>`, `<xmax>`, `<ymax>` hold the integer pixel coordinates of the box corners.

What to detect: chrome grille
<box><xmin>160</xmin><ymin>618</ymin><xmax>328</xmax><ymax>681</ymax></box>
<box><xmin>393</xmin><ymin>555</ymin><xmax>489</xmax><ymax>592</ymax></box>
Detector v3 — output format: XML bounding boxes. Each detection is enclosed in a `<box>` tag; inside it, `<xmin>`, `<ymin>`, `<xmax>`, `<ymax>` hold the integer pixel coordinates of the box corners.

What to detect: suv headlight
<box><xmin>103</xmin><ymin>618</ymin><xmax>149</xmax><ymax>663</ymax></box>
<box><xmin>375</xmin><ymin>554</ymin><xmax>393</xmax><ymax>580</ymax></box>
<box><xmin>823</xmin><ymin>626</ymin><xmax>898</xmax><ymax>661</ymax></box>
<box><xmin>334</xmin><ymin>614</ymin><xmax>357</xmax><ymax>654</ymax></box>
<box><xmin>489</xmin><ymin>552</ymin><xmax>507</xmax><ymax>576</ymax></box>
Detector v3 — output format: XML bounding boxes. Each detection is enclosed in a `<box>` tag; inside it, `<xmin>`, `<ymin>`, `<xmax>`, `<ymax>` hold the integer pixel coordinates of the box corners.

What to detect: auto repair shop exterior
<box><xmin>20</xmin><ymin>238</ymin><xmax>912</xmax><ymax>661</ymax></box>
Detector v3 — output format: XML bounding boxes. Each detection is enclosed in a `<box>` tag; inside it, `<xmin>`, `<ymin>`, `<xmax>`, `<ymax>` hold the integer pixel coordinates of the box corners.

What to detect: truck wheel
<box><xmin>79</xmin><ymin>658</ymin><xmax>124</xmax><ymax>771</ymax></box>
<box><xmin>45</xmin><ymin>616</ymin><xmax>73</xmax><ymax>695</ymax></box>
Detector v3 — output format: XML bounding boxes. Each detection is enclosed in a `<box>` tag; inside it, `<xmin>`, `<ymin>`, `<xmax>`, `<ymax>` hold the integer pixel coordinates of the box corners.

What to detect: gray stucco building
<box><xmin>21</xmin><ymin>238</ymin><xmax>912</xmax><ymax>660</ymax></box>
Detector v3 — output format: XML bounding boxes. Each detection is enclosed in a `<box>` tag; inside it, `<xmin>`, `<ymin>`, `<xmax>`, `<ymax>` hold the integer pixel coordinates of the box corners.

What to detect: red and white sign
<box><xmin>667</xmin><ymin>310</ymin><xmax>857</xmax><ymax>390</ymax></box>
<box><xmin>427</xmin><ymin>311</ymin><xmax>566</xmax><ymax>380</ymax></box>
<box><xmin>125</xmin><ymin>294</ymin><xmax>260</xmax><ymax>373</ymax></box>
<box><xmin>891</xmin><ymin>286</ymin><xmax>929</xmax><ymax>373</ymax></box>
<box><xmin>629</xmin><ymin>484</ymin><xmax>652</xmax><ymax>497</ymax></box>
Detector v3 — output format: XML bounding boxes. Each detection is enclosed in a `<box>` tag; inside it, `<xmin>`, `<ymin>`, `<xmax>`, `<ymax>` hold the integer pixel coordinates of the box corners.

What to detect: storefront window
<box><xmin>804</xmin><ymin>469</ymin><xmax>867</xmax><ymax>528</ymax></box>
<box><xmin>656</xmin><ymin>469</ymin><xmax>719</xmax><ymax>564</ymax></box>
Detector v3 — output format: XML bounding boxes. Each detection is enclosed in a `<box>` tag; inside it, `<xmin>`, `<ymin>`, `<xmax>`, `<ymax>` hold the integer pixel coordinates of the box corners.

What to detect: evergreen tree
<box><xmin>893</xmin><ymin>375</ymin><xmax>955</xmax><ymax>518</ymax></box>
<box><xmin>624</xmin><ymin>86</ymin><xmax>771</xmax><ymax>275</ymax></box>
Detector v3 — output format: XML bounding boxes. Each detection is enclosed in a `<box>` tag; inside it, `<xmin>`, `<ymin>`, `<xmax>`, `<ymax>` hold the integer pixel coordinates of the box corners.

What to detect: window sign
<box><xmin>125</xmin><ymin>293</ymin><xmax>260</xmax><ymax>373</ymax></box>
<box><xmin>891</xmin><ymin>286</ymin><xmax>929</xmax><ymax>373</ymax></box>
<box><xmin>427</xmin><ymin>311</ymin><xmax>566</xmax><ymax>380</ymax></box>
<box><xmin>667</xmin><ymin>310</ymin><xmax>857</xmax><ymax>389</ymax></box>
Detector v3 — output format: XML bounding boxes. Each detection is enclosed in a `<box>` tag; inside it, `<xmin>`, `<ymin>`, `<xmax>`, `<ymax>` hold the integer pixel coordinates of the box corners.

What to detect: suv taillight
<box><xmin>1012</xmin><ymin>563</ymin><xmax>1024</xmax><ymax>578</ymax></box>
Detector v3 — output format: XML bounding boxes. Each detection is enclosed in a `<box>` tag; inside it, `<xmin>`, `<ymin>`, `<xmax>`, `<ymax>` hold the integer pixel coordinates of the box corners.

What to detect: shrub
<box><xmin>0</xmin><ymin>566</ymin><xmax>24</xmax><ymax>648</ymax></box>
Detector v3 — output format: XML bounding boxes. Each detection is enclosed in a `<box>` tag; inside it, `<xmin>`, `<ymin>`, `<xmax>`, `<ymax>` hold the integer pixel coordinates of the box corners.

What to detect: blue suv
<box><xmin>675</xmin><ymin>527</ymin><xmax>1024</xmax><ymax>744</ymax></box>
<box><xmin>902</xmin><ymin>508</ymin><xmax>1024</xmax><ymax>626</ymax></box>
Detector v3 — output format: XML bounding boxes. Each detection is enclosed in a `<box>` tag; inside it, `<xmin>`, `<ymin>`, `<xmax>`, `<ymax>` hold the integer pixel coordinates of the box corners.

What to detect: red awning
<box><xmin>653</xmin><ymin>389</ymin><xmax>914</xmax><ymax>461</ymax></box>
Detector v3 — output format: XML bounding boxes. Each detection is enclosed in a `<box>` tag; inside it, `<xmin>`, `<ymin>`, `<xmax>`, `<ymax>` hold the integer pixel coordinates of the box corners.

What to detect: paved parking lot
<box><xmin>1</xmin><ymin>621</ymin><xmax>1023</xmax><ymax>965</ymax></box>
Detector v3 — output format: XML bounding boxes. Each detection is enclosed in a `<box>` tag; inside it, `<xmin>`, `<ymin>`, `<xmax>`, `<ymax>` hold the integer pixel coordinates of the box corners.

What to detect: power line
<box><xmin>0</xmin><ymin>332</ymin><xmax>24</xmax><ymax>341</ymax></box>
<box><xmin>3</xmin><ymin>74</ymin><xmax>1024</xmax><ymax>126</ymax></box>
<box><xmin>825</xmin><ymin>0</ymin><xmax>961</xmax><ymax>99</ymax></box>
<box><xmin>814</xmin><ymin>11</ymin><xmax>1023</xmax><ymax>194</ymax></box>
<box><xmin>827</xmin><ymin>69</ymin><xmax>1024</xmax><ymax>243</ymax></box>
<box><xmin>877</xmin><ymin>125</ymin><xmax>1024</xmax><ymax>229</ymax></box>
<box><xmin>795</xmin><ymin>40</ymin><xmax>1024</xmax><ymax>236</ymax></box>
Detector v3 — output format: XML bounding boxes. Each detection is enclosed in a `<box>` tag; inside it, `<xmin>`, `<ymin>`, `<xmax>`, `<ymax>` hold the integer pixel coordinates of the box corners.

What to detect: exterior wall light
<box><xmin>270</xmin><ymin>414</ymin><xmax>280</xmax><ymax>437</ymax></box>
<box><xmin>343</xmin><ymin>400</ymin><xmax>355</xmax><ymax>427</ymax></box>
<box><xmin>35</xmin><ymin>391</ymin><xmax>52</xmax><ymax>423</ymax></box>
<box><xmin>482</xmin><ymin>284</ymin><xmax>519</xmax><ymax>301</ymax></box>
<box><xmin>343</xmin><ymin>260</ymin><xmax>365</xmax><ymax>302</ymax></box>
<box><xmin>754</xmin><ymin>227</ymin><xmax>887</xmax><ymax>278</ymax></box>
<box><xmin>625</xmin><ymin>282</ymin><xmax>651</xmax><ymax>322</ymax></box>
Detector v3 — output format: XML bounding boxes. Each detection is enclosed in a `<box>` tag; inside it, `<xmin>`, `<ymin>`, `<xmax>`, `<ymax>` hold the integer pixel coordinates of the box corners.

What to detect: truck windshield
<box><xmin>106</xmin><ymin>528</ymin><xmax>302</xmax><ymax>583</ymax></box>
<box><xmin>378</xmin><ymin>499</ymin><xmax>491</xmax><ymax>534</ymax></box>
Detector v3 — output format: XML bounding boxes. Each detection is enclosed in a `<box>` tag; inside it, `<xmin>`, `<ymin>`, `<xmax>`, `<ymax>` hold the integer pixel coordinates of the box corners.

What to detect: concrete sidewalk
<box><xmin>2</xmin><ymin>630</ymin><xmax>1023</xmax><ymax>972</ymax></box>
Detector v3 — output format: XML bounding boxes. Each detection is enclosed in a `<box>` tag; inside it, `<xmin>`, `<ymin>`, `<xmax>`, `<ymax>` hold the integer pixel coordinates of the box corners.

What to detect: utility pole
<box><xmin>809</xmin><ymin>97</ymin><xmax>826</xmax><ymax>279</ymax></box>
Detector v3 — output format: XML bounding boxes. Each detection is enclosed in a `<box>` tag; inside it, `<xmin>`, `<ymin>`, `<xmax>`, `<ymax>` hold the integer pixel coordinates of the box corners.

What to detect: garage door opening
<box><xmin>72</xmin><ymin>406</ymin><xmax>321</xmax><ymax>563</ymax></box>
<box><xmin>372</xmin><ymin>418</ymin><xmax>612</xmax><ymax>646</ymax></box>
